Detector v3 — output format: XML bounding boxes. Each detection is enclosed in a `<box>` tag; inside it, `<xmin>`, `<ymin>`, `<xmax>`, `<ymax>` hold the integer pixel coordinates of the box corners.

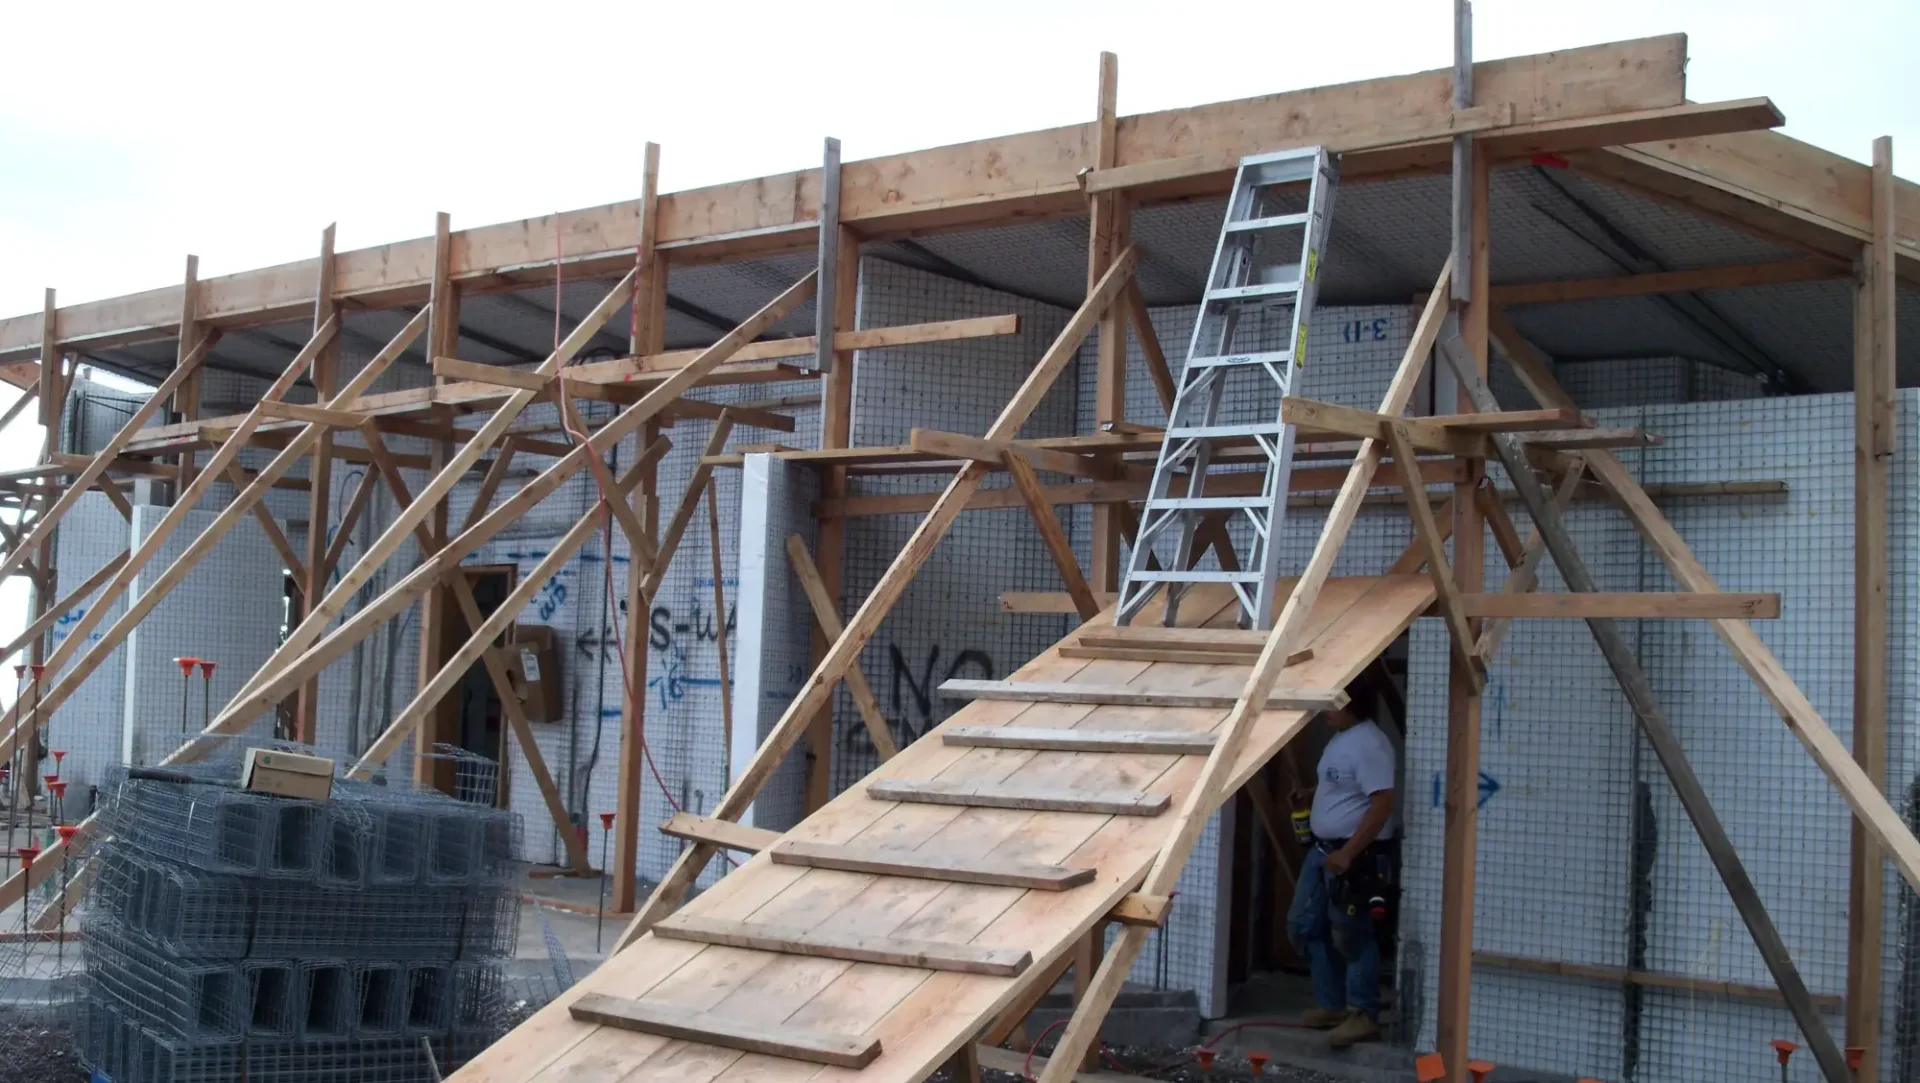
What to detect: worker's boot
<box><xmin>1299</xmin><ymin>1007</ymin><xmax>1349</xmax><ymax>1029</ymax></box>
<box><xmin>1326</xmin><ymin>1011</ymin><xmax>1380</xmax><ymax>1049</ymax></box>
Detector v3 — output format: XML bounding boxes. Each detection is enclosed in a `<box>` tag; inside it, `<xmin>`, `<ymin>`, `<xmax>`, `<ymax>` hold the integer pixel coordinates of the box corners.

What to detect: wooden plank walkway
<box><xmin>452</xmin><ymin>575</ymin><xmax>1435</xmax><ymax>1083</ymax></box>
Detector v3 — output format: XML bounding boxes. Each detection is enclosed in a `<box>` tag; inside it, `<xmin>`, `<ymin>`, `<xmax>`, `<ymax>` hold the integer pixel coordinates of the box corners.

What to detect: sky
<box><xmin>0</xmin><ymin>0</ymin><xmax>1911</xmax><ymax>667</ymax></box>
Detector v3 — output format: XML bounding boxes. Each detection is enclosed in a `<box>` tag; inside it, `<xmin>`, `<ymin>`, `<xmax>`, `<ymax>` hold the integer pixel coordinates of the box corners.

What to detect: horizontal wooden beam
<box><xmin>258</xmin><ymin>400</ymin><xmax>364</xmax><ymax>428</ymax></box>
<box><xmin>1491</xmin><ymin>257</ymin><xmax>1847</xmax><ymax>306</ymax></box>
<box><xmin>653</xmin><ymin>913</ymin><xmax>1032</xmax><ymax>976</ymax></box>
<box><xmin>433</xmin><ymin>355</ymin><xmax>547</xmax><ymax>391</ymax></box>
<box><xmin>118</xmin><ymin>315</ymin><xmax>1016</xmax><ymax>456</ymax></box>
<box><xmin>1427</xmin><ymin>407</ymin><xmax>1589</xmax><ymax>432</ymax></box>
<box><xmin>1595</xmin><ymin>129</ymin><xmax>1920</xmax><ymax>281</ymax></box>
<box><xmin>1083</xmin><ymin>103</ymin><xmax>1516</xmax><ymax>194</ymax></box>
<box><xmin>1476</xmin><ymin>951</ymin><xmax>1843</xmax><ymax>1011</ymax></box>
<box><xmin>1458</xmin><ymin>591</ymin><xmax>1780</xmax><ymax>619</ymax></box>
<box><xmin>813</xmin><ymin>457</ymin><xmax>1472</xmax><ymax>518</ymax></box>
<box><xmin>569</xmin><ymin>994</ymin><xmax>882</xmax><ymax>1069</ymax></box>
<box><xmin>0</xmin><ymin>37</ymin><xmax>1698</xmax><ymax>360</ymax></box>
<box><xmin>1284</xmin><ymin>397</ymin><xmax>1654</xmax><ymax>457</ymax></box>
<box><xmin>944</xmin><ymin>724</ymin><xmax>1218</xmax><ymax>756</ymax></box>
<box><xmin>909</xmin><ymin>428</ymin><xmax>1106</xmax><ymax>478</ymax></box>
<box><xmin>769</xmin><ymin>840</ymin><xmax>1095</xmax><ymax>890</ymax></box>
<box><xmin>867</xmin><ymin>779</ymin><xmax>1172</xmax><ymax>816</ymax></box>
<box><xmin>939</xmin><ymin>678</ymin><xmax>1345</xmax><ymax>712</ymax></box>
<box><xmin>656</xmin><ymin>811</ymin><xmax>779</xmax><ymax>853</ymax></box>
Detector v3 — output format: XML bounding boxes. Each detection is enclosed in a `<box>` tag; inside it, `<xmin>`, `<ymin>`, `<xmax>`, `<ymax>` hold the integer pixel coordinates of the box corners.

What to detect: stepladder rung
<box><xmin>1125</xmin><ymin>569</ymin><xmax>1263</xmax><ymax>583</ymax></box>
<box><xmin>1166</xmin><ymin>422</ymin><xmax>1288</xmax><ymax>439</ymax></box>
<box><xmin>1185</xmin><ymin>348</ymin><xmax>1293</xmax><ymax>369</ymax></box>
<box><xmin>1143</xmin><ymin>495</ymin><xmax>1270</xmax><ymax>511</ymax></box>
<box><xmin>1205</xmin><ymin>279</ymin><xmax>1302</xmax><ymax>304</ymax></box>
<box><xmin>1224</xmin><ymin>212</ymin><xmax>1310</xmax><ymax>233</ymax></box>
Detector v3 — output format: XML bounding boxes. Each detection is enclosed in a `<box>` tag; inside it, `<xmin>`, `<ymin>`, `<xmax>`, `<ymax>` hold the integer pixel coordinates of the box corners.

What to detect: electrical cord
<box><xmin>548</xmin><ymin>217</ymin><xmax>736</xmax><ymax>870</ymax></box>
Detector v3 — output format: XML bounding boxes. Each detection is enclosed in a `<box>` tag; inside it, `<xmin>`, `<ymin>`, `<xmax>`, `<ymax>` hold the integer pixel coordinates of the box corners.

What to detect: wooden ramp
<box><xmin>455</xmin><ymin>575</ymin><xmax>1434</xmax><ymax>1083</ymax></box>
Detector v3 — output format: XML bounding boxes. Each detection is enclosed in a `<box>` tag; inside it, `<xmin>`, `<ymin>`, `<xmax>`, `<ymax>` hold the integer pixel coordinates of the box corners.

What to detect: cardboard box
<box><xmin>506</xmin><ymin>625</ymin><xmax>563</xmax><ymax>723</ymax></box>
<box><xmin>242</xmin><ymin>748</ymin><xmax>336</xmax><ymax>801</ymax></box>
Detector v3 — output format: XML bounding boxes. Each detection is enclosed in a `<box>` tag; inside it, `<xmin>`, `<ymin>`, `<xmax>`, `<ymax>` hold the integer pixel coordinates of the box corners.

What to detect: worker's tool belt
<box><xmin>1315</xmin><ymin>836</ymin><xmax>1399</xmax><ymax>918</ymax></box>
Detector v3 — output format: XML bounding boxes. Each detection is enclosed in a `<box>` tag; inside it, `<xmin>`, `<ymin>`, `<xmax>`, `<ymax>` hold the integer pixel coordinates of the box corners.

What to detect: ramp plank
<box><xmin>1057</xmin><ymin>645</ymin><xmax>1314</xmax><ymax>667</ymax></box>
<box><xmin>456</xmin><ymin>580</ymin><xmax>1433</xmax><ymax>1083</ymax></box>
<box><xmin>944</xmin><ymin>724</ymin><xmax>1217</xmax><ymax>755</ymax></box>
<box><xmin>567</xmin><ymin>993</ymin><xmax>881</xmax><ymax>1068</ymax></box>
<box><xmin>867</xmin><ymin>779</ymin><xmax>1173</xmax><ymax>816</ymax></box>
<box><xmin>939</xmin><ymin>679</ymin><xmax>1346</xmax><ymax>711</ymax></box>
<box><xmin>654</xmin><ymin>913</ymin><xmax>1034</xmax><ymax>976</ymax></box>
<box><xmin>771</xmin><ymin>839</ymin><xmax>1096</xmax><ymax>890</ymax></box>
<box><xmin>657</xmin><ymin>811</ymin><xmax>779</xmax><ymax>852</ymax></box>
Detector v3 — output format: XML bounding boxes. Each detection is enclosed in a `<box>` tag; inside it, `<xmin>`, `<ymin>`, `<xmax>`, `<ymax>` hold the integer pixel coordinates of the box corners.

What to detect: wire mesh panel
<box><xmin>72</xmin><ymin>745</ymin><xmax>524</xmax><ymax>1081</ymax></box>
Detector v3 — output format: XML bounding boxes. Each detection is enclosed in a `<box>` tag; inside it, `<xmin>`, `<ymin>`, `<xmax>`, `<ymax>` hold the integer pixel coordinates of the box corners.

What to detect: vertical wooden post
<box><xmin>1088</xmin><ymin>51</ymin><xmax>1128</xmax><ymax>593</ymax></box>
<box><xmin>807</xmin><ymin>223</ymin><xmax>861</xmax><ymax>813</ymax></box>
<box><xmin>31</xmin><ymin>290</ymin><xmax>61</xmax><ymax>692</ymax></box>
<box><xmin>804</xmin><ymin>138</ymin><xmax>854</xmax><ymax>812</ymax></box>
<box><xmin>295</xmin><ymin>225</ymin><xmax>338</xmax><ymax>745</ymax></box>
<box><xmin>1436</xmin><ymin>117</ymin><xmax>1489</xmax><ymax>1083</ymax></box>
<box><xmin>415</xmin><ymin>212</ymin><xmax>457</xmax><ymax>786</ymax></box>
<box><xmin>613</xmin><ymin>147</ymin><xmax>665</xmax><ymax>913</ymax></box>
<box><xmin>173</xmin><ymin>256</ymin><xmax>202</xmax><ymax>495</ymax></box>
<box><xmin>1847</xmin><ymin>134</ymin><xmax>1895</xmax><ymax>1083</ymax></box>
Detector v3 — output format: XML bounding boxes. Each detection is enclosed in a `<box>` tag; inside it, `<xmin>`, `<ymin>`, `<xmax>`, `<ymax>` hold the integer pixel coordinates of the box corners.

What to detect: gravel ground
<box><xmin>0</xmin><ymin>1014</ymin><xmax>86</xmax><ymax>1083</ymax></box>
<box><xmin>963</xmin><ymin>1040</ymin><xmax>1356</xmax><ymax>1083</ymax></box>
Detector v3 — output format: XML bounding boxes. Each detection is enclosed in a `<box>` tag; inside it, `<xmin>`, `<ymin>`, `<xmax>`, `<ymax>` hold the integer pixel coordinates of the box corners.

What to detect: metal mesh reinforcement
<box><xmin>73</xmin><ymin>742</ymin><xmax>523</xmax><ymax>1082</ymax></box>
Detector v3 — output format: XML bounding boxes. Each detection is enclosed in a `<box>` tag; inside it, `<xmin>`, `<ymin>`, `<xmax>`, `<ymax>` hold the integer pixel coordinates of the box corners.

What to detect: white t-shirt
<box><xmin>1310</xmin><ymin>719</ymin><xmax>1397</xmax><ymax>840</ymax></box>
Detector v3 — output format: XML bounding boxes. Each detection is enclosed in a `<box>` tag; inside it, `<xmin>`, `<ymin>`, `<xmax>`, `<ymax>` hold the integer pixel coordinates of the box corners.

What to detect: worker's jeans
<box><xmin>1285</xmin><ymin>844</ymin><xmax>1379</xmax><ymax>1020</ymax></box>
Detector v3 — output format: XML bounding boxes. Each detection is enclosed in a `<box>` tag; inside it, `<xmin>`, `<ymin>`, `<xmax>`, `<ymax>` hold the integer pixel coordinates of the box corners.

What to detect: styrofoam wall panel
<box><xmin>47</xmin><ymin>493</ymin><xmax>132</xmax><ymax>799</ymax></box>
<box><xmin>1402</xmin><ymin>390</ymin><xmax>1919</xmax><ymax>1083</ymax></box>
<box><xmin>120</xmin><ymin>504</ymin><xmax>286</xmax><ymax>768</ymax></box>
<box><xmin>831</xmin><ymin>260</ymin><xmax>1079</xmax><ymax>791</ymax></box>
<box><xmin>732</xmin><ymin>453</ymin><xmax>819</xmax><ymax>832</ymax></box>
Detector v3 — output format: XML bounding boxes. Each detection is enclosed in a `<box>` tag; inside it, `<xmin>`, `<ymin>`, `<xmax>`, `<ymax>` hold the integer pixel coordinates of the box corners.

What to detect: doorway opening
<box><xmin>420</xmin><ymin>565</ymin><xmax>516</xmax><ymax>806</ymax></box>
<box><xmin>1226</xmin><ymin>632</ymin><xmax>1409</xmax><ymax>1023</ymax></box>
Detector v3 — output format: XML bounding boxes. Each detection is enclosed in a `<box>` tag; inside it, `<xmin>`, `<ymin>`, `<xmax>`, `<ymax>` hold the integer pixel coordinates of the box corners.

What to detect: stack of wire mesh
<box><xmin>75</xmin><ymin>743</ymin><xmax>523</xmax><ymax>1082</ymax></box>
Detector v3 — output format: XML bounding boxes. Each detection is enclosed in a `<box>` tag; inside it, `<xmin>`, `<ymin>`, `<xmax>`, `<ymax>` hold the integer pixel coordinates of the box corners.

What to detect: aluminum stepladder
<box><xmin>1115</xmin><ymin>146</ymin><xmax>1338</xmax><ymax>629</ymax></box>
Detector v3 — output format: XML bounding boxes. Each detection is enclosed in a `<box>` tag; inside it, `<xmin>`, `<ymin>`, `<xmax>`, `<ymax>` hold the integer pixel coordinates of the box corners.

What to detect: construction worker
<box><xmin>1287</xmin><ymin>673</ymin><xmax>1397</xmax><ymax>1048</ymax></box>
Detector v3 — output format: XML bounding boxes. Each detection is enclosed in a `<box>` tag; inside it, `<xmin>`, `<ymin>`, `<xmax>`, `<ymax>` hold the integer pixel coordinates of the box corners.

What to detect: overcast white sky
<box><xmin>0</xmin><ymin>0</ymin><xmax>1911</xmax><ymax>668</ymax></box>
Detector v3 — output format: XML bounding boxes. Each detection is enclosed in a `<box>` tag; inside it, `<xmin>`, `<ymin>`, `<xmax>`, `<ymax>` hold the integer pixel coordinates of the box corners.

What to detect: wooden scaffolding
<box><xmin>0</xmin><ymin>18</ymin><xmax>1910</xmax><ymax>1083</ymax></box>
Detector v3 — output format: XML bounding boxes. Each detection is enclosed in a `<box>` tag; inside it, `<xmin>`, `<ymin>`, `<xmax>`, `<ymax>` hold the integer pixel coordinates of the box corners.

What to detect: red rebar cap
<box><xmin>28</xmin><ymin>664</ymin><xmax>44</xmax><ymax>680</ymax></box>
<box><xmin>1772</xmin><ymin>1040</ymin><xmax>1799</xmax><ymax>1064</ymax></box>
<box><xmin>54</xmin><ymin>825</ymin><xmax>78</xmax><ymax>843</ymax></box>
<box><xmin>48</xmin><ymin>780</ymin><xmax>66</xmax><ymax>798</ymax></box>
<box><xmin>1194</xmin><ymin>1049</ymin><xmax>1216</xmax><ymax>1071</ymax></box>
<box><xmin>1246</xmin><ymin>1052</ymin><xmax>1269</xmax><ymax>1075</ymax></box>
<box><xmin>1468</xmin><ymin>1061</ymin><xmax>1496</xmax><ymax>1083</ymax></box>
<box><xmin>16</xmin><ymin>845</ymin><xmax>40</xmax><ymax>865</ymax></box>
<box><xmin>50</xmin><ymin>750</ymin><xmax>64</xmax><ymax>762</ymax></box>
<box><xmin>11</xmin><ymin>665</ymin><xmax>23</xmax><ymax>679</ymax></box>
<box><xmin>1415</xmin><ymin>1054</ymin><xmax>1446</xmax><ymax>1083</ymax></box>
<box><xmin>174</xmin><ymin>657</ymin><xmax>202</xmax><ymax>675</ymax></box>
<box><xmin>198</xmin><ymin>660</ymin><xmax>217</xmax><ymax>678</ymax></box>
<box><xmin>599</xmin><ymin>812</ymin><xmax>616</xmax><ymax>829</ymax></box>
<box><xmin>1847</xmin><ymin>1047</ymin><xmax>1867</xmax><ymax>1070</ymax></box>
<box><xmin>41</xmin><ymin>774</ymin><xmax>57</xmax><ymax>787</ymax></box>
